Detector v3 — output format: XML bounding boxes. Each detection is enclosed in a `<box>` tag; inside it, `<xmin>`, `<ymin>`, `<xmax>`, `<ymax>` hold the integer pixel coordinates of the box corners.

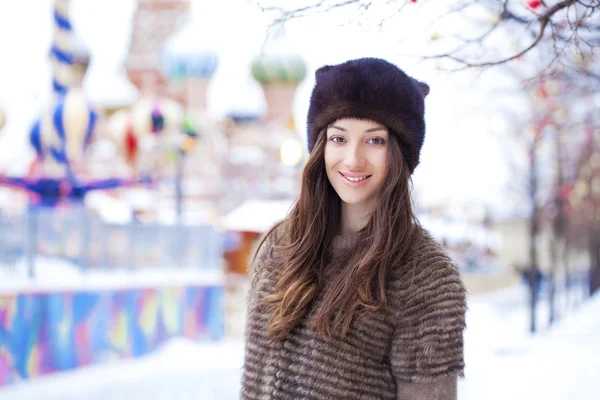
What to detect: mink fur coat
<box><xmin>241</xmin><ymin>222</ymin><xmax>467</xmax><ymax>399</ymax></box>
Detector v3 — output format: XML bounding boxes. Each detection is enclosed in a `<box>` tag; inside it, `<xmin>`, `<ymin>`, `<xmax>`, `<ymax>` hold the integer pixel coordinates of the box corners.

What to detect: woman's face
<box><xmin>324</xmin><ymin>118</ymin><xmax>389</xmax><ymax>207</ymax></box>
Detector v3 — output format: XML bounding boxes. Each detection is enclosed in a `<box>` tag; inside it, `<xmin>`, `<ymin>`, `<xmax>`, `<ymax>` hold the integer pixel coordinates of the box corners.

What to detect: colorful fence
<box><xmin>0</xmin><ymin>284</ymin><xmax>224</xmax><ymax>386</ymax></box>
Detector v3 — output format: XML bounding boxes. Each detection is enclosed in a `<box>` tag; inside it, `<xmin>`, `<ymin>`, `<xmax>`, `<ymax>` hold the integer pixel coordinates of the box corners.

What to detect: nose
<box><xmin>343</xmin><ymin>142</ymin><xmax>366</xmax><ymax>170</ymax></box>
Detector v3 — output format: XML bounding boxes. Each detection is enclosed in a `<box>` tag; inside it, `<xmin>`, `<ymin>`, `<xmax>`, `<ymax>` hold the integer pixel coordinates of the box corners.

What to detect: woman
<box><xmin>241</xmin><ymin>58</ymin><xmax>466</xmax><ymax>400</ymax></box>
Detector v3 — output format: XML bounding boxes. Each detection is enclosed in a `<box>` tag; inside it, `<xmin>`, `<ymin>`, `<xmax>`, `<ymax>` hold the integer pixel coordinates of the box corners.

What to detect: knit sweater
<box><xmin>241</xmin><ymin>224</ymin><xmax>466</xmax><ymax>400</ymax></box>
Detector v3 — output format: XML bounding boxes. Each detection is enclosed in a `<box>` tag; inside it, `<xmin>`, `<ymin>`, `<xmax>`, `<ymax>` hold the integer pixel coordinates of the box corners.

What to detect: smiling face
<box><xmin>324</xmin><ymin>118</ymin><xmax>389</xmax><ymax>211</ymax></box>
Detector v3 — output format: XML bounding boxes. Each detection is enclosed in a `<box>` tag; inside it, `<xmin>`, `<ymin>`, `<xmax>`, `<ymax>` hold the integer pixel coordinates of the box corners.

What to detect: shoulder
<box><xmin>388</xmin><ymin>225</ymin><xmax>466</xmax><ymax>318</ymax></box>
<box><xmin>392</xmin><ymin>225</ymin><xmax>462</xmax><ymax>282</ymax></box>
<box><xmin>388</xmin><ymin>226</ymin><xmax>467</xmax><ymax>382</ymax></box>
<box><xmin>412</xmin><ymin>226</ymin><xmax>463</xmax><ymax>285</ymax></box>
<box><xmin>249</xmin><ymin>219</ymin><xmax>287</xmax><ymax>277</ymax></box>
<box><xmin>254</xmin><ymin>220</ymin><xmax>286</xmax><ymax>257</ymax></box>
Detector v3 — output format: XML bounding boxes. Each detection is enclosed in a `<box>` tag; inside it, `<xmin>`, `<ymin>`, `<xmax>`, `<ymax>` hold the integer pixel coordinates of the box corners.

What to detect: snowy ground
<box><xmin>1</xmin><ymin>284</ymin><xmax>598</xmax><ymax>400</ymax></box>
<box><xmin>0</xmin><ymin>257</ymin><xmax>224</xmax><ymax>293</ymax></box>
<box><xmin>460</xmin><ymin>285</ymin><xmax>599</xmax><ymax>400</ymax></box>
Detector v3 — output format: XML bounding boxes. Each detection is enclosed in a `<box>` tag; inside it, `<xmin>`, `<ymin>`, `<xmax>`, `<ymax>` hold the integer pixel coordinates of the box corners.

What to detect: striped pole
<box><xmin>50</xmin><ymin>0</ymin><xmax>73</xmax><ymax>95</ymax></box>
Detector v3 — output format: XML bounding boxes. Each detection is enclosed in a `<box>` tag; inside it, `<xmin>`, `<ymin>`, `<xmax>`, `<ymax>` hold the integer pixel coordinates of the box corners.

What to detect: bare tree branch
<box><xmin>425</xmin><ymin>0</ymin><xmax>580</xmax><ymax>69</ymax></box>
<box><xmin>259</xmin><ymin>0</ymin><xmax>362</xmax><ymax>24</ymax></box>
<box><xmin>424</xmin><ymin>0</ymin><xmax>475</xmax><ymax>32</ymax></box>
<box><xmin>255</xmin><ymin>0</ymin><xmax>599</xmax><ymax>80</ymax></box>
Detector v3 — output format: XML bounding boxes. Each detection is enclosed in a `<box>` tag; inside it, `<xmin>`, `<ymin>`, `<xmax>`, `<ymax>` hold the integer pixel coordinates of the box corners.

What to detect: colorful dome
<box><xmin>166</xmin><ymin>51</ymin><xmax>219</xmax><ymax>80</ymax></box>
<box><xmin>251</xmin><ymin>54</ymin><xmax>307</xmax><ymax>85</ymax></box>
<box><xmin>106</xmin><ymin>97</ymin><xmax>184</xmax><ymax>166</ymax></box>
<box><xmin>30</xmin><ymin>89</ymin><xmax>97</xmax><ymax>165</ymax></box>
<box><xmin>162</xmin><ymin>22</ymin><xmax>219</xmax><ymax>80</ymax></box>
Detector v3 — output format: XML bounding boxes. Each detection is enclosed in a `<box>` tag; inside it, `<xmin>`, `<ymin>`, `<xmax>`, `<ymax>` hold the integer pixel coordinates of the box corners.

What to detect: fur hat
<box><xmin>306</xmin><ymin>57</ymin><xmax>430</xmax><ymax>173</ymax></box>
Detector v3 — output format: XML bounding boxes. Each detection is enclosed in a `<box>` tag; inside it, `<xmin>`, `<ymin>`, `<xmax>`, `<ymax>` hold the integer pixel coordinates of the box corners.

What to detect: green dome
<box><xmin>251</xmin><ymin>54</ymin><xmax>307</xmax><ymax>85</ymax></box>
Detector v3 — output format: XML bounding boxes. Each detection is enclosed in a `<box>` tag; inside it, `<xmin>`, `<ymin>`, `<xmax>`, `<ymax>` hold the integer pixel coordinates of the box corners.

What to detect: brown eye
<box><xmin>329</xmin><ymin>136</ymin><xmax>345</xmax><ymax>143</ymax></box>
<box><xmin>368</xmin><ymin>137</ymin><xmax>386</xmax><ymax>145</ymax></box>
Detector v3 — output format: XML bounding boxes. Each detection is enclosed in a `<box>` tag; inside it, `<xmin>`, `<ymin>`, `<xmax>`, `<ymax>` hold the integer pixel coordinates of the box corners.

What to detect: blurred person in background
<box><xmin>241</xmin><ymin>58</ymin><xmax>466</xmax><ymax>400</ymax></box>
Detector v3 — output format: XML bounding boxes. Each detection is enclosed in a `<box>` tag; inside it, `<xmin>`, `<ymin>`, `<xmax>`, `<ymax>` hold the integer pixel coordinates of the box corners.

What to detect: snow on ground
<box><xmin>459</xmin><ymin>286</ymin><xmax>600</xmax><ymax>400</ymax></box>
<box><xmin>1</xmin><ymin>284</ymin><xmax>598</xmax><ymax>400</ymax></box>
<box><xmin>0</xmin><ymin>257</ymin><xmax>224</xmax><ymax>293</ymax></box>
<box><xmin>0</xmin><ymin>340</ymin><xmax>244</xmax><ymax>400</ymax></box>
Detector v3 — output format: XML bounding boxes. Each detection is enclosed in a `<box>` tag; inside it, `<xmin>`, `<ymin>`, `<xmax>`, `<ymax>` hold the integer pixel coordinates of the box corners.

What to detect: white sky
<box><xmin>0</xmin><ymin>0</ymin><xmax>522</xmax><ymax>217</ymax></box>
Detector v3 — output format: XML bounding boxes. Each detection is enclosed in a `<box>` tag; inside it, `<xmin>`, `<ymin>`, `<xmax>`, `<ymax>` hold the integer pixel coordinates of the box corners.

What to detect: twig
<box><xmin>425</xmin><ymin>0</ymin><xmax>580</xmax><ymax>69</ymax></box>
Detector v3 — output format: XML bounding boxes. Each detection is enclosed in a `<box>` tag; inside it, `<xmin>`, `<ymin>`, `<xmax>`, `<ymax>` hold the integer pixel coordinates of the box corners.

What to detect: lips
<box><xmin>339</xmin><ymin>171</ymin><xmax>372</xmax><ymax>186</ymax></box>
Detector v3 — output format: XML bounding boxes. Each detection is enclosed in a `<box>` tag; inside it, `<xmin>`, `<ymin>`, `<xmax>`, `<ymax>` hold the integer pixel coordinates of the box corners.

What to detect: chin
<box><xmin>337</xmin><ymin>192</ymin><xmax>369</xmax><ymax>205</ymax></box>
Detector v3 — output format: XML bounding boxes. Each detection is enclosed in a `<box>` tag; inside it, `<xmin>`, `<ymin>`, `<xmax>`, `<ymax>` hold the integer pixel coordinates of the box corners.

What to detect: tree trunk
<box><xmin>549</xmin><ymin>127</ymin><xmax>566</xmax><ymax>326</ymax></box>
<box><xmin>548</xmin><ymin>233</ymin><xmax>557</xmax><ymax>325</ymax></box>
<box><xmin>590</xmin><ymin>228</ymin><xmax>600</xmax><ymax>296</ymax></box>
<box><xmin>564</xmin><ymin>236</ymin><xmax>571</xmax><ymax>310</ymax></box>
<box><xmin>529</xmin><ymin>213</ymin><xmax>539</xmax><ymax>334</ymax></box>
<box><xmin>529</xmin><ymin>149</ymin><xmax>539</xmax><ymax>334</ymax></box>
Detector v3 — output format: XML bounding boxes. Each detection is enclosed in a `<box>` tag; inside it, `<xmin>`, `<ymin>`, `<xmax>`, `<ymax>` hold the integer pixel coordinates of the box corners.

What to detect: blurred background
<box><xmin>0</xmin><ymin>0</ymin><xmax>598</xmax><ymax>399</ymax></box>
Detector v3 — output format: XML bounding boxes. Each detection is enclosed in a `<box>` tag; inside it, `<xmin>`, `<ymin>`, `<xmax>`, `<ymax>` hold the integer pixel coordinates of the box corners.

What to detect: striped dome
<box><xmin>30</xmin><ymin>89</ymin><xmax>97</xmax><ymax>164</ymax></box>
<box><xmin>164</xmin><ymin>50</ymin><xmax>219</xmax><ymax>80</ymax></box>
<box><xmin>251</xmin><ymin>54</ymin><xmax>307</xmax><ymax>85</ymax></box>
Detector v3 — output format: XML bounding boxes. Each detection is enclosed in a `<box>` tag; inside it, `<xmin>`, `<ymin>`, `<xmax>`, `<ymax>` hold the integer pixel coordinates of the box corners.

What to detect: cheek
<box><xmin>376</xmin><ymin>151</ymin><xmax>388</xmax><ymax>178</ymax></box>
<box><xmin>324</xmin><ymin>146</ymin><xmax>337</xmax><ymax>169</ymax></box>
<box><xmin>324</xmin><ymin>147</ymin><xmax>331</xmax><ymax>167</ymax></box>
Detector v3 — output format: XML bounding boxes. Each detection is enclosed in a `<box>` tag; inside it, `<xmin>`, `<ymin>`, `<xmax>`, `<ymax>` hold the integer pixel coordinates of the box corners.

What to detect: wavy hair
<box><xmin>255</xmin><ymin>127</ymin><xmax>420</xmax><ymax>341</ymax></box>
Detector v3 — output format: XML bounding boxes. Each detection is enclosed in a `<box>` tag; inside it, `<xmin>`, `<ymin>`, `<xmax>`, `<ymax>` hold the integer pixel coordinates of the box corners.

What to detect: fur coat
<box><xmin>241</xmin><ymin>223</ymin><xmax>467</xmax><ymax>399</ymax></box>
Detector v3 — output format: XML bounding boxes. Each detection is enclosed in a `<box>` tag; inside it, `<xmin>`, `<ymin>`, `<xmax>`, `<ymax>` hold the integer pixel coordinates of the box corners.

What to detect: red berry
<box><xmin>527</xmin><ymin>0</ymin><xmax>541</xmax><ymax>9</ymax></box>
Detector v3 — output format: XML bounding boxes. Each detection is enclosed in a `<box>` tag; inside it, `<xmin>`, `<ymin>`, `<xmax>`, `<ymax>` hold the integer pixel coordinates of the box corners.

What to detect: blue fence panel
<box><xmin>0</xmin><ymin>206</ymin><xmax>223</xmax><ymax>278</ymax></box>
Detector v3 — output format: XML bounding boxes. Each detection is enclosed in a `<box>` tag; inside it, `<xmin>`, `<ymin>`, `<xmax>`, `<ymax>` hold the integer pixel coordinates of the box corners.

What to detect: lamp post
<box><xmin>162</xmin><ymin>22</ymin><xmax>218</xmax><ymax>224</ymax></box>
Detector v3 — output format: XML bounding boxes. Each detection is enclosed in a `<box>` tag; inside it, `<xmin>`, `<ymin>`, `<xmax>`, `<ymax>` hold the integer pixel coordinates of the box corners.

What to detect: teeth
<box><xmin>345</xmin><ymin>175</ymin><xmax>368</xmax><ymax>182</ymax></box>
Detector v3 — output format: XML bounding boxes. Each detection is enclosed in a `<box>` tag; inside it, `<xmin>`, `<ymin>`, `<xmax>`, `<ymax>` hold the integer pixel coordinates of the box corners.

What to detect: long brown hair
<box><xmin>258</xmin><ymin>127</ymin><xmax>420</xmax><ymax>341</ymax></box>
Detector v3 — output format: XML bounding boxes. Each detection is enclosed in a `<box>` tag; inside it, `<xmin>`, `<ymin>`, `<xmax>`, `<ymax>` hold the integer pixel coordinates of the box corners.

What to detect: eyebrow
<box><xmin>329</xmin><ymin>125</ymin><xmax>387</xmax><ymax>133</ymax></box>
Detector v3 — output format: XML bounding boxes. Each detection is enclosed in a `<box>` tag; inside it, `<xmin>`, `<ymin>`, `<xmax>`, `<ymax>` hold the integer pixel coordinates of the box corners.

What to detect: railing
<box><xmin>0</xmin><ymin>205</ymin><xmax>222</xmax><ymax>279</ymax></box>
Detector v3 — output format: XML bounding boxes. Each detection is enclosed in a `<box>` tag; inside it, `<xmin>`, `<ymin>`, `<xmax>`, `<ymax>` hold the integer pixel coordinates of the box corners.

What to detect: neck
<box><xmin>339</xmin><ymin>199</ymin><xmax>373</xmax><ymax>235</ymax></box>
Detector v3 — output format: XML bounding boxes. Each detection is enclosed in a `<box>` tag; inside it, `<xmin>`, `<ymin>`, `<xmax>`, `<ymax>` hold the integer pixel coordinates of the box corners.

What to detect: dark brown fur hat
<box><xmin>307</xmin><ymin>57</ymin><xmax>429</xmax><ymax>173</ymax></box>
